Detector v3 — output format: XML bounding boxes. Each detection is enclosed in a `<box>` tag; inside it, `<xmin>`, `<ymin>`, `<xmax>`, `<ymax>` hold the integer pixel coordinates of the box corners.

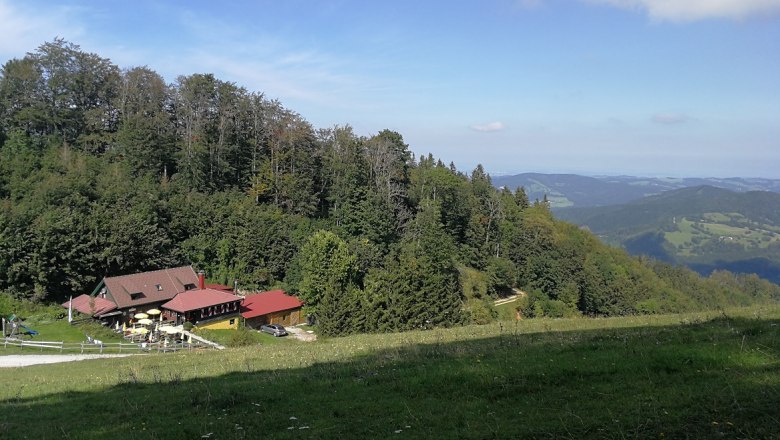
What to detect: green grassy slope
<box><xmin>2</xmin><ymin>307</ymin><xmax>779</xmax><ymax>439</ymax></box>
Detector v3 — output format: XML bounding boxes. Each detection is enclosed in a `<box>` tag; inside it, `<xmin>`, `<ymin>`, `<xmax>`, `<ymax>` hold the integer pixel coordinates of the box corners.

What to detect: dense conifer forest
<box><xmin>1</xmin><ymin>41</ymin><xmax>778</xmax><ymax>335</ymax></box>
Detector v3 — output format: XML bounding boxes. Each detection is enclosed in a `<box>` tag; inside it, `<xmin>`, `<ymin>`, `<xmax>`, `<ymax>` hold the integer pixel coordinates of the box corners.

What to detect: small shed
<box><xmin>241</xmin><ymin>290</ymin><xmax>304</xmax><ymax>328</ymax></box>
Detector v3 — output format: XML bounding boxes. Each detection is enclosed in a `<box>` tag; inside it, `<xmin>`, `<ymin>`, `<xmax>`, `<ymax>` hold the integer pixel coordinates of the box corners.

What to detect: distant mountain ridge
<box><xmin>555</xmin><ymin>186</ymin><xmax>780</xmax><ymax>283</ymax></box>
<box><xmin>491</xmin><ymin>173</ymin><xmax>780</xmax><ymax>208</ymax></box>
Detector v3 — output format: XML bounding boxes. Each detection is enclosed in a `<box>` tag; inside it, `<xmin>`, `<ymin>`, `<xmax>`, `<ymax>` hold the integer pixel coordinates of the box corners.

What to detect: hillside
<box><xmin>556</xmin><ymin>186</ymin><xmax>780</xmax><ymax>282</ymax></box>
<box><xmin>1</xmin><ymin>40</ymin><xmax>778</xmax><ymax>335</ymax></box>
<box><xmin>491</xmin><ymin>173</ymin><xmax>780</xmax><ymax>208</ymax></box>
<box><xmin>1</xmin><ymin>307</ymin><xmax>779</xmax><ymax>439</ymax></box>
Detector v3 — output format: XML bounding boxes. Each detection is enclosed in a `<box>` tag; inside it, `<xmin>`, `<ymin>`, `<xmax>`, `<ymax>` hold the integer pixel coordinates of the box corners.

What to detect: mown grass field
<box><xmin>1</xmin><ymin>306</ymin><xmax>779</xmax><ymax>439</ymax></box>
<box><xmin>665</xmin><ymin>214</ymin><xmax>780</xmax><ymax>257</ymax></box>
<box><xmin>1</xmin><ymin>319</ymin><xmax>125</xmax><ymax>353</ymax></box>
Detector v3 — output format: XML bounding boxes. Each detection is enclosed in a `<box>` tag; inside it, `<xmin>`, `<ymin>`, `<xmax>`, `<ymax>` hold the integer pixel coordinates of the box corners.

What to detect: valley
<box><xmin>556</xmin><ymin>186</ymin><xmax>780</xmax><ymax>283</ymax></box>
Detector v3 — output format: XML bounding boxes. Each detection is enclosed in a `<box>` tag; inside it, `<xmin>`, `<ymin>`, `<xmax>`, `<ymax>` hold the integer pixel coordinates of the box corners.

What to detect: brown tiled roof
<box><xmin>161</xmin><ymin>288</ymin><xmax>242</xmax><ymax>313</ymax></box>
<box><xmin>62</xmin><ymin>294</ymin><xmax>117</xmax><ymax>316</ymax></box>
<box><xmin>104</xmin><ymin>266</ymin><xmax>198</xmax><ymax>309</ymax></box>
<box><xmin>241</xmin><ymin>290</ymin><xmax>304</xmax><ymax>319</ymax></box>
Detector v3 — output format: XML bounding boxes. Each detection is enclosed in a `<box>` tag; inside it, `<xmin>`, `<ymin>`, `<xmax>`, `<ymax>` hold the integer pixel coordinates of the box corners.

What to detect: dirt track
<box><xmin>0</xmin><ymin>354</ymin><xmax>133</xmax><ymax>368</ymax></box>
<box><xmin>287</xmin><ymin>326</ymin><xmax>317</xmax><ymax>342</ymax></box>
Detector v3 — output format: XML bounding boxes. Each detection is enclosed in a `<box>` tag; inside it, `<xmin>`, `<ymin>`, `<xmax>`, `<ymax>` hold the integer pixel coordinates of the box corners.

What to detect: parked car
<box><xmin>260</xmin><ymin>324</ymin><xmax>288</xmax><ymax>337</ymax></box>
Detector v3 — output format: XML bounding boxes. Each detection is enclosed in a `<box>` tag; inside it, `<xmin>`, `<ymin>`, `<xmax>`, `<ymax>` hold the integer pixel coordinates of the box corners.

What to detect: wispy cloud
<box><xmin>652</xmin><ymin>113</ymin><xmax>691</xmax><ymax>124</ymax></box>
<box><xmin>0</xmin><ymin>0</ymin><xmax>84</xmax><ymax>58</ymax></box>
<box><xmin>189</xmin><ymin>49</ymin><xmax>360</xmax><ymax>105</ymax></box>
<box><xmin>163</xmin><ymin>7</ymin><xmax>396</xmax><ymax>111</ymax></box>
<box><xmin>470</xmin><ymin>121</ymin><xmax>506</xmax><ymax>132</ymax></box>
<box><xmin>587</xmin><ymin>0</ymin><xmax>780</xmax><ymax>22</ymax></box>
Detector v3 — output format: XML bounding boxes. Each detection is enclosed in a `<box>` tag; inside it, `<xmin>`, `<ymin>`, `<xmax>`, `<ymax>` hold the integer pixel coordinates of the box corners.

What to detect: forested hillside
<box><xmin>1</xmin><ymin>41</ymin><xmax>778</xmax><ymax>335</ymax></box>
<box><xmin>557</xmin><ymin>186</ymin><xmax>780</xmax><ymax>283</ymax></box>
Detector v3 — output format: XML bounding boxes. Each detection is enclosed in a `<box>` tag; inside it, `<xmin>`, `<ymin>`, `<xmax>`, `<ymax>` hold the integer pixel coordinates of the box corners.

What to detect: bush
<box><xmin>463</xmin><ymin>298</ymin><xmax>496</xmax><ymax>325</ymax></box>
<box><xmin>513</xmin><ymin>296</ymin><xmax>530</xmax><ymax>319</ymax></box>
<box><xmin>536</xmin><ymin>299</ymin><xmax>575</xmax><ymax>318</ymax></box>
<box><xmin>458</xmin><ymin>266</ymin><xmax>488</xmax><ymax>300</ymax></box>
<box><xmin>196</xmin><ymin>328</ymin><xmax>262</xmax><ymax>347</ymax></box>
<box><xmin>486</xmin><ymin>257</ymin><xmax>517</xmax><ymax>296</ymax></box>
<box><xmin>636</xmin><ymin>299</ymin><xmax>662</xmax><ymax>314</ymax></box>
<box><xmin>182</xmin><ymin>322</ymin><xmax>194</xmax><ymax>331</ymax></box>
<box><xmin>227</xmin><ymin>328</ymin><xmax>259</xmax><ymax>347</ymax></box>
<box><xmin>0</xmin><ymin>295</ymin><xmax>65</xmax><ymax>323</ymax></box>
<box><xmin>522</xmin><ymin>289</ymin><xmax>578</xmax><ymax>318</ymax></box>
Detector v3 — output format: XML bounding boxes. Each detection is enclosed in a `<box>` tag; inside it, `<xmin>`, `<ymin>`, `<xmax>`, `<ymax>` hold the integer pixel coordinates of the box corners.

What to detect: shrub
<box><xmin>0</xmin><ymin>295</ymin><xmax>65</xmax><ymax>322</ymax></box>
<box><xmin>537</xmin><ymin>299</ymin><xmax>573</xmax><ymax>318</ymax></box>
<box><xmin>636</xmin><ymin>299</ymin><xmax>662</xmax><ymax>314</ymax></box>
<box><xmin>458</xmin><ymin>266</ymin><xmax>488</xmax><ymax>300</ymax></box>
<box><xmin>463</xmin><ymin>298</ymin><xmax>496</xmax><ymax>325</ymax></box>
<box><xmin>227</xmin><ymin>328</ymin><xmax>259</xmax><ymax>347</ymax></box>
<box><xmin>522</xmin><ymin>289</ymin><xmax>578</xmax><ymax>318</ymax></box>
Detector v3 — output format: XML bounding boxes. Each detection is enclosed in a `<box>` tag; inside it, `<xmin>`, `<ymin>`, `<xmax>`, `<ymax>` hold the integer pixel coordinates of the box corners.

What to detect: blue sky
<box><xmin>2</xmin><ymin>0</ymin><xmax>779</xmax><ymax>177</ymax></box>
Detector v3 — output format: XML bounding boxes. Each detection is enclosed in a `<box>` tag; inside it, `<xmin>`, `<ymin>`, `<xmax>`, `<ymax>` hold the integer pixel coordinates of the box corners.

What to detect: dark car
<box><xmin>260</xmin><ymin>324</ymin><xmax>288</xmax><ymax>337</ymax></box>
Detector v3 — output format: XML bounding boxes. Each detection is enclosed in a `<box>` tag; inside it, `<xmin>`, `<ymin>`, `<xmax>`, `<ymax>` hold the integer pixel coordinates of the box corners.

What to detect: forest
<box><xmin>1</xmin><ymin>40</ymin><xmax>778</xmax><ymax>336</ymax></box>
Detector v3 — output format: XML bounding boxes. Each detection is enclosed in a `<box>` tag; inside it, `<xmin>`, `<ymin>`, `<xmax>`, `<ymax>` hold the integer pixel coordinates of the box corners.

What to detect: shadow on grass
<box><xmin>1</xmin><ymin>316</ymin><xmax>779</xmax><ymax>439</ymax></box>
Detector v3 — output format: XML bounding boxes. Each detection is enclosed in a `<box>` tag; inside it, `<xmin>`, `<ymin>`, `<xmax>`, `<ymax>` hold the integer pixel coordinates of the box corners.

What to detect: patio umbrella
<box><xmin>146</xmin><ymin>309</ymin><xmax>161</xmax><ymax>315</ymax></box>
<box><xmin>133</xmin><ymin>327</ymin><xmax>149</xmax><ymax>334</ymax></box>
<box><xmin>137</xmin><ymin>318</ymin><xmax>153</xmax><ymax>325</ymax></box>
<box><xmin>134</xmin><ymin>312</ymin><xmax>149</xmax><ymax>319</ymax></box>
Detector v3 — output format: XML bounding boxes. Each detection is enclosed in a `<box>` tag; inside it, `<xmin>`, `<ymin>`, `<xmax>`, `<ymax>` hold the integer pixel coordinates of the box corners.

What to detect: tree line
<box><xmin>1</xmin><ymin>40</ymin><xmax>777</xmax><ymax>335</ymax></box>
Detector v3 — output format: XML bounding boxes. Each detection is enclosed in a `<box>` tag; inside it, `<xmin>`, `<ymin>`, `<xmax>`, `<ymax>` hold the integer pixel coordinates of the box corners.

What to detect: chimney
<box><xmin>198</xmin><ymin>271</ymin><xmax>205</xmax><ymax>290</ymax></box>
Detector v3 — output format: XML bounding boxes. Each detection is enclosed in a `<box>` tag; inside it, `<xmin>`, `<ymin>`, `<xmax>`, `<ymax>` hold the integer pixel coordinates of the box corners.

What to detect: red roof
<box><xmin>62</xmin><ymin>294</ymin><xmax>117</xmax><ymax>316</ymax></box>
<box><xmin>161</xmin><ymin>288</ymin><xmax>242</xmax><ymax>313</ymax></box>
<box><xmin>205</xmin><ymin>283</ymin><xmax>234</xmax><ymax>292</ymax></box>
<box><xmin>241</xmin><ymin>290</ymin><xmax>304</xmax><ymax>319</ymax></box>
<box><xmin>104</xmin><ymin>266</ymin><xmax>199</xmax><ymax>309</ymax></box>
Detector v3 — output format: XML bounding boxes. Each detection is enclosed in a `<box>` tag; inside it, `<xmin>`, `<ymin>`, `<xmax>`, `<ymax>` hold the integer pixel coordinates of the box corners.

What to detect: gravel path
<box><xmin>287</xmin><ymin>326</ymin><xmax>317</xmax><ymax>342</ymax></box>
<box><xmin>0</xmin><ymin>354</ymin><xmax>134</xmax><ymax>368</ymax></box>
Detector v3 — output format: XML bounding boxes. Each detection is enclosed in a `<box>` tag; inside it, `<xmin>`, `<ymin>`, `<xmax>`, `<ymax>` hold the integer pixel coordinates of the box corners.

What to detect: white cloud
<box><xmin>470</xmin><ymin>121</ymin><xmax>506</xmax><ymax>132</ymax></box>
<box><xmin>190</xmin><ymin>50</ymin><xmax>357</xmax><ymax>104</ymax></box>
<box><xmin>652</xmin><ymin>113</ymin><xmax>691</xmax><ymax>124</ymax></box>
<box><xmin>0</xmin><ymin>0</ymin><xmax>84</xmax><ymax>58</ymax></box>
<box><xmin>588</xmin><ymin>0</ymin><xmax>780</xmax><ymax>22</ymax></box>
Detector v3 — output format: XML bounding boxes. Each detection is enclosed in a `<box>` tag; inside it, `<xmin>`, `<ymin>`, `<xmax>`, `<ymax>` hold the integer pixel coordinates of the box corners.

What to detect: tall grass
<box><xmin>1</xmin><ymin>306</ymin><xmax>778</xmax><ymax>439</ymax></box>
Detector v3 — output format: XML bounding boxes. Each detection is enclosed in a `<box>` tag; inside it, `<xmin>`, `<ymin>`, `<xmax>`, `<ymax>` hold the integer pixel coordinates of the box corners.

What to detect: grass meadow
<box><xmin>1</xmin><ymin>306</ymin><xmax>779</xmax><ymax>439</ymax></box>
<box><xmin>665</xmin><ymin>215</ymin><xmax>780</xmax><ymax>257</ymax></box>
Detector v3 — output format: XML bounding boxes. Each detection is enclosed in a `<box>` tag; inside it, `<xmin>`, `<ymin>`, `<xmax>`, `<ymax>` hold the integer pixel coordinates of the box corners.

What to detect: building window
<box><xmin>155</xmin><ymin>284</ymin><xmax>163</xmax><ymax>291</ymax></box>
<box><xmin>130</xmin><ymin>292</ymin><xmax>145</xmax><ymax>300</ymax></box>
<box><xmin>229</xmin><ymin>319</ymin><xmax>235</xmax><ymax>325</ymax></box>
